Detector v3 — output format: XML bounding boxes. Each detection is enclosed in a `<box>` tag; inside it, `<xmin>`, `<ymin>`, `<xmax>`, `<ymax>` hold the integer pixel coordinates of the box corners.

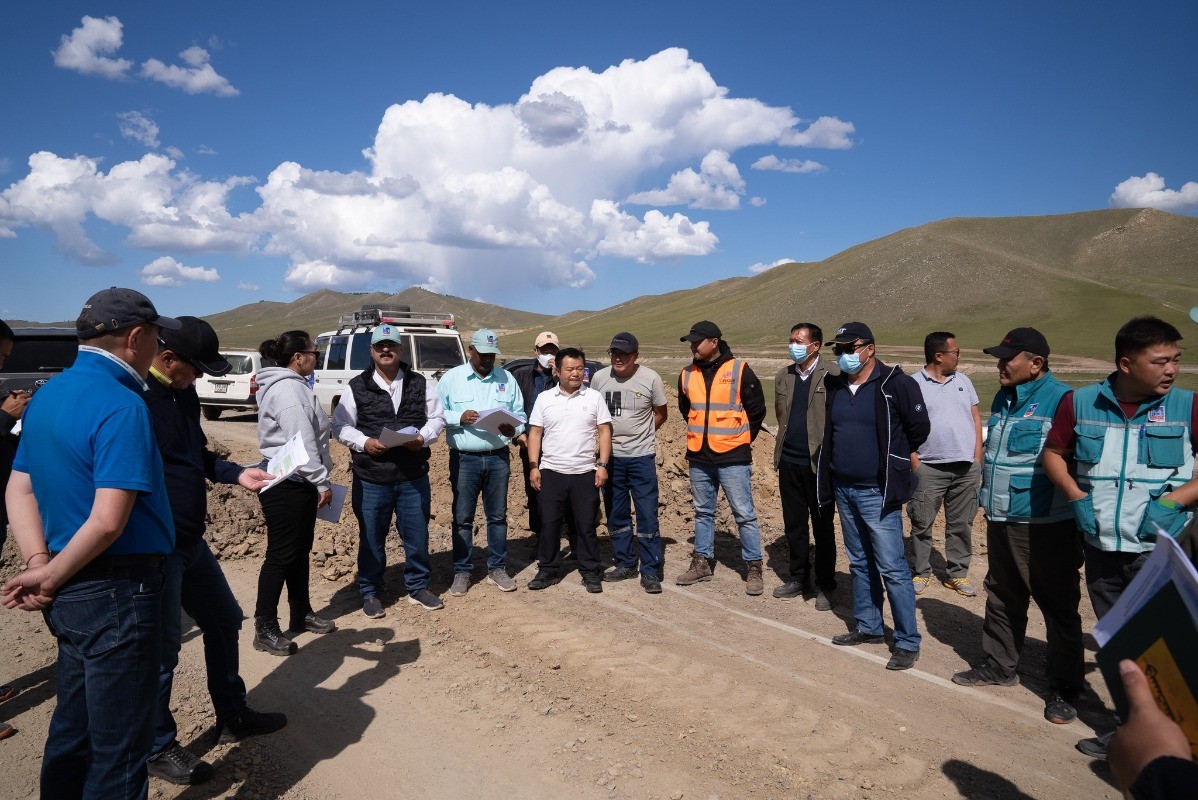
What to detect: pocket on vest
<box><xmin>1070</xmin><ymin>494</ymin><xmax>1099</xmax><ymax>538</ymax></box>
<box><xmin>1138</xmin><ymin>486</ymin><xmax>1191</xmax><ymax>541</ymax></box>
<box><xmin>1141</xmin><ymin>425</ymin><xmax>1186</xmax><ymax>468</ymax></box>
<box><xmin>1072</xmin><ymin>424</ymin><xmax>1106</xmax><ymax>464</ymax></box>
<box><xmin>1007</xmin><ymin>420</ymin><xmax>1046</xmax><ymax>455</ymax></box>
<box><xmin>1007</xmin><ymin>472</ymin><xmax>1054</xmax><ymax>518</ymax></box>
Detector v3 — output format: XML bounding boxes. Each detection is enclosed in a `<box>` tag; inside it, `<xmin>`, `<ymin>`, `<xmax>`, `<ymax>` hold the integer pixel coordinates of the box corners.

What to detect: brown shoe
<box><xmin>675</xmin><ymin>551</ymin><xmax>713</xmax><ymax>585</ymax></box>
<box><xmin>745</xmin><ymin>561</ymin><xmax>764</xmax><ymax>596</ymax></box>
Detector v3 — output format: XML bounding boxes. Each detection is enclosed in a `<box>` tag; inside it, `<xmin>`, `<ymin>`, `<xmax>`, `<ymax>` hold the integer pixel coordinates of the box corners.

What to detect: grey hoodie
<box><xmin>256</xmin><ymin>366</ymin><xmax>332</xmax><ymax>493</ymax></box>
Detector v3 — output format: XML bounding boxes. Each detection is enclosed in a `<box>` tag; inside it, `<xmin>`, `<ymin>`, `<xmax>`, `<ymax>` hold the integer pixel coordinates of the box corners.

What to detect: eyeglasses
<box><xmin>937</xmin><ymin>349</ymin><xmax>961</xmax><ymax>356</ymax></box>
<box><xmin>831</xmin><ymin>341</ymin><xmax>871</xmax><ymax>356</ymax></box>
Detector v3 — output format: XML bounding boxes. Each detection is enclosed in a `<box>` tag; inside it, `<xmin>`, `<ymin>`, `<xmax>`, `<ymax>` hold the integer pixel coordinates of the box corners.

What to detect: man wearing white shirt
<box><xmin>526</xmin><ymin>348</ymin><xmax>612</xmax><ymax>593</ymax></box>
<box><xmin>332</xmin><ymin>324</ymin><xmax>446</xmax><ymax>615</ymax></box>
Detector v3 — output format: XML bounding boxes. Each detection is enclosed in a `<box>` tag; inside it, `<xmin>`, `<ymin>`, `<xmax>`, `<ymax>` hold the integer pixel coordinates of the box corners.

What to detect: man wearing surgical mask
<box><xmin>771</xmin><ymin>323</ymin><xmax>839</xmax><ymax>609</ymax></box>
<box><xmin>511</xmin><ymin>331</ymin><xmax>561</xmax><ymax>539</ymax></box>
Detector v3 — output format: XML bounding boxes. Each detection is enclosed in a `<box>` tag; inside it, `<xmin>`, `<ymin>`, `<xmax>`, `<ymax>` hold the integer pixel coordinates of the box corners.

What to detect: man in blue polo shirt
<box><xmin>2</xmin><ymin>287</ymin><xmax>179</xmax><ymax>799</ymax></box>
<box><xmin>437</xmin><ymin>328</ymin><xmax>526</xmax><ymax>596</ymax></box>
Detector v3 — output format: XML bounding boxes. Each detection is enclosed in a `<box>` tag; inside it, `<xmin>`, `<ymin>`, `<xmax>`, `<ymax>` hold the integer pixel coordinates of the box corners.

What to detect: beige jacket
<box><xmin>772</xmin><ymin>358</ymin><xmax>837</xmax><ymax>471</ymax></box>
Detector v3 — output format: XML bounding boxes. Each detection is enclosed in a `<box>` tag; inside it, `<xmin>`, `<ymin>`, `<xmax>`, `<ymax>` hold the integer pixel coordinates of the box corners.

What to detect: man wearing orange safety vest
<box><xmin>675</xmin><ymin>321</ymin><xmax>768</xmax><ymax>595</ymax></box>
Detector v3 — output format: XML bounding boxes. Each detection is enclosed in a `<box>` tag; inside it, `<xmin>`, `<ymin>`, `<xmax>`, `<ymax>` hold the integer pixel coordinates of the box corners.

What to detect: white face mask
<box><xmin>537</xmin><ymin>352</ymin><xmax>555</xmax><ymax>369</ymax></box>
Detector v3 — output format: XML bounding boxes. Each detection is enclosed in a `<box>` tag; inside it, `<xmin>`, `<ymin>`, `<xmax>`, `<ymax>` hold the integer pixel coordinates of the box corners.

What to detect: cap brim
<box><xmin>827</xmin><ymin>335</ymin><xmax>860</xmax><ymax>345</ymax></box>
<box><xmin>982</xmin><ymin>345</ymin><xmax>1021</xmax><ymax>358</ymax></box>
<box><xmin>195</xmin><ymin>355</ymin><xmax>232</xmax><ymax>377</ymax></box>
<box><xmin>609</xmin><ymin>346</ymin><xmax>636</xmax><ymax>353</ymax></box>
<box><xmin>474</xmin><ymin>345</ymin><xmax>500</xmax><ymax>355</ymax></box>
<box><xmin>154</xmin><ymin>315</ymin><xmax>182</xmax><ymax>331</ymax></box>
<box><xmin>680</xmin><ymin>334</ymin><xmax>706</xmax><ymax>343</ymax></box>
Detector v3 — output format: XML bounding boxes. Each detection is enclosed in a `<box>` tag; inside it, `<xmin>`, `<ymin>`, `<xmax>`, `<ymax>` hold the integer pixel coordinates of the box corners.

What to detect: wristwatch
<box><xmin>596</xmin><ymin>461</ymin><xmax>609</xmax><ymax>468</ymax></box>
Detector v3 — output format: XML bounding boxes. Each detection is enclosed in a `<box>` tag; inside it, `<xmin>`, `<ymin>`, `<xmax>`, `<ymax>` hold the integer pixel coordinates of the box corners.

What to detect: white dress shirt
<box><xmin>332</xmin><ymin>368</ymin><xmax>446</xmax><ymax>452</ymax></box>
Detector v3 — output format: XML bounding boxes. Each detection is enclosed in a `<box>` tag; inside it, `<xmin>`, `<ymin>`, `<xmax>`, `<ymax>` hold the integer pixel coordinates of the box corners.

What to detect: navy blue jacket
<box><xmin>816</xmin><ymin>359</ymin><xmax>930</xmax><ymax>509</ymax></box>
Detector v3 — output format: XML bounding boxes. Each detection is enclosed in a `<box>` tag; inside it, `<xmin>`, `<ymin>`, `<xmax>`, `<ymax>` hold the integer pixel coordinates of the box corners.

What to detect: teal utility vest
<box><xmin>1070</xmin><ymin>377</ymin><xmax>1194</xmax><ymax>553</ymax></box>
<box><xmin>980</xmin><ymin>371</ymin><xmax>1072</xmax><ymax>524</ymax></box>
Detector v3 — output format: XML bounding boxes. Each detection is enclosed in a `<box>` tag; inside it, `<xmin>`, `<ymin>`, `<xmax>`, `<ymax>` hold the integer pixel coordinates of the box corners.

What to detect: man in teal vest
<box><xmin>1043</xmin><ymin>316</ymin><xmax>1197</xmax><ymax>759</ymax></box>
<box><xmin>951</xmin><ymin>327</ymin><xmax>1085</xmax><ymax>726</ymax></box>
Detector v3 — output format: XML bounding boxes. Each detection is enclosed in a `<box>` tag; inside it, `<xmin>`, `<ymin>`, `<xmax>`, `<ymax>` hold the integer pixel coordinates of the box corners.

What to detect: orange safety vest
<box><xmin>680</xmin><ymin>358</ymin><xmax>751</xmax><ymax>453</ymax></box>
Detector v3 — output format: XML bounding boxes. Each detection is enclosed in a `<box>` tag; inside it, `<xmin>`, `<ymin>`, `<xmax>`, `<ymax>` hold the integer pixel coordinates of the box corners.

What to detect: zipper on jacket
<box><xmin>1113</xmin><ymin>418</ymin><xmax>1130</xmax><ymax>551</ymax></box>
<box><xmin>986</xmin><ymin>407</ymin><xmax>1007</xmax><ymax>518</ymax></box>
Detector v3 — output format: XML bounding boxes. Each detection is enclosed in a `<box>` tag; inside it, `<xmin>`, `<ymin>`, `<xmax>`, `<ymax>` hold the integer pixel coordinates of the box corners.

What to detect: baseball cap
<box><xmin>76</xmin><ymin>287</ymin><xmax>181</xmax><ymax>340</ymax></box>
<box><xmin>828</xmin><ymin>322</ymin><xmax>874</xmax><ymax>344</ymax></box>
<box><xmin>471</xmin><ymin>328</ymin><xmax>500</xmax><ymax>355</ymax></box>
<box><xmin>609</xmin><ymin>332</ymin><xmax>639</xmax><ymax>353</ymax></box>
<box><xmin>680</xmin><ymin>321</ymin><xmax>721</xmax><ymax>343</ymax></box>
<box><xmin>534</xmin><ymin>331</ymin><xmax>559</xmax><ymax>348</ymax></box>
<box><xmin>983</xmin><ymin>327</ymin><xmax>1050</xmax><ymax>359</ymax></box>
<box><xmin>161</xmin><ymin>316</ymin><xmax>231</xmax><ymax>376</ymax></box>
<box><xmin>371</xmin><ymin>324</ymin><xmax>402</xmax><ymax>345</ymax></box>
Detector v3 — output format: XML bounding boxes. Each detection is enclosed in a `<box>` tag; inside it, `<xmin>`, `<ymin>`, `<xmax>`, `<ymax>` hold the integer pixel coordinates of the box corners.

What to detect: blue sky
<box><xmin>2</xmin><ymin>2</ymin><xmax>1195</xmax><ymax>323</ymax></box>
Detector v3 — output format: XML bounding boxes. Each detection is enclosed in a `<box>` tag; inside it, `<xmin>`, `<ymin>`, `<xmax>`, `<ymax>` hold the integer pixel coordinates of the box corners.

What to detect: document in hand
<box><xmin>379</xmin><ymin>426</ymin><xmax>421</xmax><ymax>447</ymax></box>
<box><xmin>259</xmin><ymin>431</ymin><xmax>310</xmax><ymax>493</ymax></box>
<box><xmin>1095</xmin><ymin>531</ymin><xmax>1198</xmax><ymax>757</ymax></box>
<box><xmin>473</xmin><ymin>408</ymin><xmax>522</xmax><ymax>436</ymax></box>
<box><xmin>317</xmin><ymin>483</ymin><xmax>349</xmax><ymax>524</ymax></box>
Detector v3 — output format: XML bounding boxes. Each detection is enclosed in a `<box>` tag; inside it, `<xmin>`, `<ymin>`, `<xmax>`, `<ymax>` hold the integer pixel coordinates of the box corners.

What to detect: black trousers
<box><xmin>1083</xmin><ymin>544</ymin><xmax>1149</xmax><ymax>621</ymax></box>
<box><xmin>255</xmin><ymin>479</ymin><xmax>317</xmax><ymax>623</ymax></box>
<box><xmin>980</xmin><ymin>520</ymin><xmax>1084</xmax><ymax>690</ymax></box>
<box><xmin>521</xmin><ymin>446</ymin><xmax>580</xmax><ymax>544</ymax></box>
<box><xmin>536</xmin><ymin>469</ymin><xmax>601</xmax><ymax>574</ymax></box>
<box><xmin>778</xmin><ymin>461</ymin><xmax>836</xmax><ymax>591</ymax></box>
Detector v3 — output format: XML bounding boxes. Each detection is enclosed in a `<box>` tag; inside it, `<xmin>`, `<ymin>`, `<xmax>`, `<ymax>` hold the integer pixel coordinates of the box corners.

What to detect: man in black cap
<box><xmin>816</xmin><ymin>322</ymin><xmax>929</xmax><ymax>670</ymax></box>
<box><xmin>675</xmin><ymin>321</ymin><xmax>768</xmax><ymax>595</ymax></box>
<box><xmin>3</xmin><ymin>287</ymin><xmax>180</xmax><ymax>798</ymax></box>
<box><xmin>143</xmin><ymin>317</ymin><xmax>284</xmax><ymax>785</ymax></box>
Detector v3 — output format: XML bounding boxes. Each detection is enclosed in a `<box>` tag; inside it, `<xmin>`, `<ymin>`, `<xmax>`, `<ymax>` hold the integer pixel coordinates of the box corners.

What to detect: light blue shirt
<box><xmin>437</xmin><ymin>363</ymin><xmax>526</xmax><ymax>451</ymax></box>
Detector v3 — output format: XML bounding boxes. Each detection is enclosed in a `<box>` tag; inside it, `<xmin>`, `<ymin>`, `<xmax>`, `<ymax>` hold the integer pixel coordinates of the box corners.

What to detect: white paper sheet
<box><xmin>379</xmin><ymin>426</ymin><xmax>421</xmax><ymax>447</ymax></box>
<box><xmin>1093</xmin><ymin>530</ymin><xmax>1198</xmax><ymax>647</ymax></box>
<box><xmin>473</xmin><ymin>408</ymin><xmax>523</xmax><ymax>436</ymax></box>
<box><xmin>317</xmin><ymin>483</ymin><xmax>348</xmax><ymax>523</ymax></box>
<box><xmin>259</xmin><ymin>431</ymin><xmax>310</xmax><ymax>493</ymax></box>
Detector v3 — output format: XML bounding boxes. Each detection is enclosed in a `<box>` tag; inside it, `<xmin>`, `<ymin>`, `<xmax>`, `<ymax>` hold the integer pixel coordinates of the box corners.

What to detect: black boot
<box><xmin>253</xmin><ymin>616</ymin><xmax>297</xmax><ymax>656</ymax></box>
<box><xmin>289</xmin><ymin>612</ymin><xmax>336</xmax><ymax>635</ymax></box>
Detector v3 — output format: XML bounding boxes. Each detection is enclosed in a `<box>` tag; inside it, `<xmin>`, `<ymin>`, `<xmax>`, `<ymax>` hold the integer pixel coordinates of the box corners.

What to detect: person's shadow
<box><xmin>1</xmin><ymin>661</ymin><xmax>57</xmax><ymax>720</ymax></box>
<box><xmin>176</xmin><ymin>627</ymin><xmax>419</xmax><ymax>799</ymax></box>
<box><xmin>942</xmin><ymin>758</ymin><xmax>1037</xmax><ymax>799</ymax></box>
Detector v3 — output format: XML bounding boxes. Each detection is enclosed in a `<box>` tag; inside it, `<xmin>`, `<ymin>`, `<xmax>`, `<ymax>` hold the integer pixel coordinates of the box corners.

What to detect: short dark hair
<box><xmin>260</xmin><ymin>330</ymin><xmax>311</xmax><ymax>366</ymax></box>
<box><xmin>790</xmin><ymin>323</ymin><xmax>822</xmax><ymax>344</ymax></box>
<box><xmin>1115</xmin><ymin>316</ymin><xmax>1182</xmax><ymax>362</ymax></box>
<box><xmin>924</xmin><ymin>331</ymin><xmax>956</xmax><ymax>364</ymax></box>
<box><xmin>555</xmin><ymin>347</ymin><xmax>585</xmax><ymax>368</ymax></box>
<box><xmin>0</xmin><ymin>319</ymin><xmax>13</xmax><ymax>343</ymax></box>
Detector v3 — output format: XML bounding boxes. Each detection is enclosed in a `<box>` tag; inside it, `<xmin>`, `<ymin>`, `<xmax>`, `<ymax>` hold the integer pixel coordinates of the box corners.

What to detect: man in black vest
<box><xmin>332</xmin><ymin>324</ymin><xmax>446</xmax><ymax>615</ymax></box>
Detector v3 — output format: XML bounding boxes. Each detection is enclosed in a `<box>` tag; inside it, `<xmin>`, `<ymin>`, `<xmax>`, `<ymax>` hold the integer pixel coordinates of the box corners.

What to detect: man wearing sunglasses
<box><xmin>815</xmin><ymin>322</ymin><xmax>930</xmax><ymax>670</ymax></box>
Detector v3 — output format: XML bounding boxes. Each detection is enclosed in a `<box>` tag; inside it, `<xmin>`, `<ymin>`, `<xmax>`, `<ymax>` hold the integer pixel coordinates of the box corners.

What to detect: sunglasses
<box><xmin>831</xmin><ymin>341</ymin><xmax>871</xmax><ymax>356</ymax></box>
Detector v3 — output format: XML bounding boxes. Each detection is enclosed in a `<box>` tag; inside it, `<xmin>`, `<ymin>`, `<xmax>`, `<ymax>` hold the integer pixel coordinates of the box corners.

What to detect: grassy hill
<box><xmin>531</xmin><ymin>208</ymin><xmax>1198</xmax><ymax>359</ymax></box>
<box><xmin>207</xmin><ymin>286</ymin><xmax>552</xmax><ymax>348</ymax></box>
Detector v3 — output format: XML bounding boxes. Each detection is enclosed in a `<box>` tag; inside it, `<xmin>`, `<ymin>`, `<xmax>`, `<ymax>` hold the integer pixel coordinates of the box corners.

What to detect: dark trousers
<box><xmin>980</xmin><ymin>520</ymin><xmax>1084</xmax><ymax>690</ymax></box>
<box><xmin>255</xmin><ymin>479</ymin><xmax>317</xmax><ymax>623</ymax></box>
<box><xmin>537</xmin><ymin>469</ymin><xmax>601</xmax><ymax>574</ymax></box>
<box><xmin>778</xmin><ymin>461</ymin><xmax>836</xmax><ymax>591</ymax></box>
<box><xmin>1083</xmin><ymin>544</ymin><xmax>1149</xmax><ymax>620</ymax></box>
<box><xmin>521</xmin><ymin>446</ymin><xmax>578</xmax><ymax>545</ymax></box>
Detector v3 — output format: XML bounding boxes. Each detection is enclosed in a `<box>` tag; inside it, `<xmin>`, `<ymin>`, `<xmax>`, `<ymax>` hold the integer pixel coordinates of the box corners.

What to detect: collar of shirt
<box><xmin>553</xmin><ymin>384</ymin><xmax>584</xmax><ymax>398</ymax></box>
<box><xmin>372</xmin><ymin>367</ymin><xmax>404</xmax><ymax>393</ymax></box>
<box><xmin>148</xmin><ymin>364</ymin><xmax>173</xmax><ymax>388</ymax></box>
<box><xmin>78</xmin><ymin>345</ymin><xmax>149</xmax><ymax>391</ymax></box>
<box><xmin>796</xmin><ymin>360</ymin><xmax>819</xmax><ymax>380</ymax></box>
<box><xmin>919</xmin><ymin>368</ymin><xmax>956</xmax><ymax>385</ymax></box>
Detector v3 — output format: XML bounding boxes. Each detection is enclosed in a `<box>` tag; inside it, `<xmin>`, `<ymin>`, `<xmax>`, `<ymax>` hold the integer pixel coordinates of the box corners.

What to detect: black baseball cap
<box><xmin>828</xmin><ymin>321</ymin><xmax>874</xmax><ymax>344</ymax></box>
<box><xmin>161</xmin><ymin>316</ymin><xmax>231</xmax><ymax>376</ymax></box>
<box><xmin>77</xmin><ymin>287</ymin><xmax>181</xmax><ymax>340</ymax></box>
<box><xmin>609</xmin><ymin>332</ymin><xmax>639</xmax><ymax>353</ymax></box>
<box><xmin>680</xmin><ymin>321</ymin><xmax>721</xmax><ymax>343</ymax></box>
<box><xmin>983</xmin><ymin>327</ymin><xmax>1050</xmax><ymax>359</ymax></box>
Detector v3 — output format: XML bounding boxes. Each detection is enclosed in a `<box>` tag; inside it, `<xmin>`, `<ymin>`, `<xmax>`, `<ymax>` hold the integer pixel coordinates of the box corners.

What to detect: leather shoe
<box><xmin>831</xmin><ymin>630</ymin><xmax>885</xmax><ymax>647</ymax></box>
<box><xmin>218</xmin><ymin>706</ymin><xmax>288</xmax><ymax>744</ymax></box>
<box><xmin>886</xmin><ymin>648</ymin><xmax>920</xmax><ymax>671</ymax></box>
<box><xmin>148</xmin><ymin>742</ymin><xmax>214</xmax><ymax>785</ymax></box>
<box><xmin>289</xmin><ymin>612</ymin><xmax>335</xmax><ymax>635</ymax></box>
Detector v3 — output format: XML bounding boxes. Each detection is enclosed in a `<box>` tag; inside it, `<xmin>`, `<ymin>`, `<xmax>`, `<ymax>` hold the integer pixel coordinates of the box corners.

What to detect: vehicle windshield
<box><xmin>224</xmin><ymin>354</ymin><xmax>254</xmax><ymax>375</ymax></box>
<box><xmin>414</xmin><ymin>335</ymin><xmax>463</xmax><ymax>371</ymax></box>
<box><xmin>0</xmin><ymin>336</ymin><xmax>78</xmax><ymax>374</ymax></box>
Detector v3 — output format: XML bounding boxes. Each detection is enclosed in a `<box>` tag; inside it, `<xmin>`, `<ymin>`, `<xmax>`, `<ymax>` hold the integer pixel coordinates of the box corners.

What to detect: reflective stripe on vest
<box><xmin>681</xmin><ymin>359</ymin><xmax>751</xmax><ymax>452</ymax></box>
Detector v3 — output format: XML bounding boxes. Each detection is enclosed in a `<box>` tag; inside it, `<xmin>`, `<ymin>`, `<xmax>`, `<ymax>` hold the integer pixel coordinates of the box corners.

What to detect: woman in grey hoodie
<box><xmin>253</xmin><ymin>330</ymin><xmax>336</xmax><ymax>656</ymax></box>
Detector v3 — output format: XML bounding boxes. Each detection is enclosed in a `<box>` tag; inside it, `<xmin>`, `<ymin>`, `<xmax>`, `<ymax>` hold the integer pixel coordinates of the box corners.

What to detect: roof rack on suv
<box><xmin>336</xmin><ymin>304</ymin><xmax>457</xmax><ymax>332</ymax></box>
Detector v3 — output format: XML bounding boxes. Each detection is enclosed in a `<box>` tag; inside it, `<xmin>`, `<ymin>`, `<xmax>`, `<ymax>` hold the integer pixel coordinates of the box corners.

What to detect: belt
<box><xmin>454</xmin><ymin>447</ymin><xmax>510</xmax><ymax>457</ymax></box>
<box><xmin>52</xmin><ymin>552</ymin><xmax>166</xmax><ymax>581</ymax></box>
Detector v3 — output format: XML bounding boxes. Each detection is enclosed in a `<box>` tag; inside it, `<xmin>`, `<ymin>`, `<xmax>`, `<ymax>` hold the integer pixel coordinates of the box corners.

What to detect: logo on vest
<box><xmin>1023</xmin><ymin>402</ymin><xmax>1039</xmax><ymax>418</ymax></box>
<box><xmin>1148</xmin><ymin>406</ymin><xmax>1166</xmax><ymax>423</ymax></box>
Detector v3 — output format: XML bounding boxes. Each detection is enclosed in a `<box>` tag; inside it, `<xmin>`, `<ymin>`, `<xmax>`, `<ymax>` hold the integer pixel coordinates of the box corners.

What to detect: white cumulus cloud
<box><xmin>779</xmin><ymin>116</ymin><xmax>855</xmax><ymax>149</ymax></box>
<box><xmin>117</xmin><ymin>111</ymin><xmax>160</xmax><ymax>148</ymax></box>
<box><xmin>237</xmin><ymin>281</ymin><xmax>260</xmax><ymax>291</ymax></box>
<box><xmin>625</xmin><ymin>150</ymin><xmax>745</xmax><ymax>210</ymax></box>
<box><xmin>140</xmin><ymin>255</ymin><xmax>220</xmax><ymax>286</ymax></box>
<box><xmin>53</xmin><ymin>16</ymin><xmax>132</xmax><ymax>79</ymax></box>
<box><xmin>748</xmin><ymin>257</ymin><xmax>794</xmax><ymax>275</ymax></box>
<box><xmin>1110</xmin><ymin>172</ymin><xmax>1198</xmax><ymax>212</ymax></box>
<box><xmin>284</xmin><ymin>260</ymin><xmax>375</xmax><ymax>291</ymax></box>
<box><xmin>142</xmin><ymin>46</ymin><xmax>239</xmax><ymax>97</ymax></box>
<box><xmin>749</xmin><ymin>196</ymin><xmax>766</xmax><ymax>207</ymax></box>
<box><xmin>752</xmin><ymin>155</ymin><xmax>826</xmax><ymax>174</ymax></box>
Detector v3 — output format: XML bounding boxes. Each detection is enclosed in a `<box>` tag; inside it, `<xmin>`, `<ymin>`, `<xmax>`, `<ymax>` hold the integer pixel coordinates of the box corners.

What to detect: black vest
<box><xmin>348</xmin><ymin>364</ymin><xmax>430</xmax><ymax>484</ymax></box>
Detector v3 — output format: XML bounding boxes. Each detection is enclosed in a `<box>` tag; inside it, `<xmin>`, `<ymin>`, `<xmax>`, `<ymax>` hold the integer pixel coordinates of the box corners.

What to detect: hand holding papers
<box><xmin>317</xmin><ymin>483</ymin><xmax>349</xmax><ymax>523</ymax></box>
<box><xmin>379</xmin><ymin>426</ymin><xmax>421</xmax><ymax>448</ymax></box>
<box><xmin>259</xmin><ymin>431</ymin><xmax>309</xmax><ymax>493</ymax></box>
<box><xmin>473</xmin><ymin>408</ymin><xmax>522</xmax><ymax>436</ymax></box>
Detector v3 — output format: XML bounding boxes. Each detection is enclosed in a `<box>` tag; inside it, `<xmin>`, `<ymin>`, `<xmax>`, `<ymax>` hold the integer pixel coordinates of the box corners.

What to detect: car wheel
<box><xmin>202</xmin><ymin>406</ymin><xmax>222</xmax><ymax>421</ymax></box>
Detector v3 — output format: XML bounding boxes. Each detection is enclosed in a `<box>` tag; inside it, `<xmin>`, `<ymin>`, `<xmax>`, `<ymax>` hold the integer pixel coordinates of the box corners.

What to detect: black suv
<box><xmin>0</xmin><ymin>327</ymin><xmax>79</xmax><ymax>396</ymax></box>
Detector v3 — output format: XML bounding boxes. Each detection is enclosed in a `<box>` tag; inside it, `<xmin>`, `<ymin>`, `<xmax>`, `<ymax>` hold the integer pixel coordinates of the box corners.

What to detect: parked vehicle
<box><xmin>0</xmin><ymin>327</ymin><xmax>78</xmax><ymax>396</ymax></box>
<box><xmin>313</xmin><ymin>305</ymin><xmax>466</xmax><ymax>414</ymax></box>
<box><xmin>195</xmin><ymin>349</ymin><xmax>262</xmax><ymax>420</ymax></box>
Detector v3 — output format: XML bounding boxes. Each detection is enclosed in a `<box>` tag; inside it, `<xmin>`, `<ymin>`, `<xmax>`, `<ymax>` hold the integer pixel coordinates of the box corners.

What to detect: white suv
<box><xmin>313</xmin><ymin>305</ymin><xmax>466</xmax><ymax>415</ymax></box>
<box><xmin>195</xmin><ymin>350</ymin><xmax>262</xmax><ymax>420</ymax></box>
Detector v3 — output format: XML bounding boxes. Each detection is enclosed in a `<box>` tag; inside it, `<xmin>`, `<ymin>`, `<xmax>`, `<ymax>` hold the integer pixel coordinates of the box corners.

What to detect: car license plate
<box><xmin>214</xmin><ymin>384</ymin><xmax>228</xmax><ymax>393</ymax></box>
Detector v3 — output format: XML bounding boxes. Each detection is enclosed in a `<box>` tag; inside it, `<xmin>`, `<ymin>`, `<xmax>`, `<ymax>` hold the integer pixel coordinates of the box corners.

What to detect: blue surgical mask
<box><xmin>788</xmin><ymin>344</ymin><xmax>809</xmax><ymax>363</ymax></box>
<box><xmin>837</xmin><ymin>353</ymin><xmax>864</xmax><ymax>375</ymax></box>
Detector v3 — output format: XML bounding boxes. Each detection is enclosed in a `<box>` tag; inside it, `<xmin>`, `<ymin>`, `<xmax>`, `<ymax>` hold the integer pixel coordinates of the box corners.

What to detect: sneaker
<box><xmin>450</xmin><ymin>572</ymin><xmax>471</xmax><ymax>597</ymax></box>
<box><xmin>1076</xmin><ymin>731</ymin><xmax>1113</xmax><ymax>760</ymax></box>
<box><xmin>772</xmin><ymin>581</ymin><xmax>803</xmax><ymax>600</ymax></box>
<box><xmin>951</xmin><ymin>664</ymin><xmax>1019</xmax><ymax>687</ymax></box>
<box><xmin>745</xmin><ymin>561</ymin><xmax>764</xmax><ymax>596</ymax></box>
<box><xmin>486</xmin><ymin>569</ymin><xmax>517</xmax><ymax>592</ymax></box>
<box><xmin>675</xmin><ymin>551</ymin><xmax>713</xmax><ymax>585</ymax></box>
<box><xmin>640</xmin><ymin>574</ymin><xmax>662</xmax><ymax>594</ymax></box>
<box><xmin>582</xmin><ymin>571</ymin><xmax>604</xmax><ymax>593</ymax></box>
<box><xmin>831</xmin><ymin>631</ymin><xmax>885</xmax><ymax>647</ymax></box>
<box><xmin>886</xmin><ymin>648</ymin><xmax>920</xmax><ymax>671</ymax></box>
<box><xmin>288</xmin><ymin>612</ymin><xmax>335</xmax><ymax>635</ymax></box>
<box><xmin>527</xmin><ymin>570</ymin><xmax>560</xmax><ymax>590</ymax></box>
<box><xmin>1044</xmin><ymin>693</ymin><xmax>1078</xmax><ymax>724</ymax></box>
<box><xmin>943</xmin><ymin>577</ymin><xmax>979</xmax><ymax>597</ymax></box>
<box><xmin>603</xmin><ymin>566</ymin><xmax>639</xmax><ymax>582</ymax></box>
<box><xmin>217</xmin><ymin>707</ymin><xmax>288</xmax><ymax>744</ymax></box>
<box><xmin>407</xmin><ymin>588</ymin><xmax>444</xmax><ymax>610</ymax></box>
<box><xmin>814</xmin><ymin>589</ymin><xmax>836</xmax><ymax>611</ymax></box>
<box><xmin>148</xmin><ymin>742</ymin><xmax>214</xmax><ymax>785</ymax></box>
<box><xmin>362</xmin><ymin>595</ymin><xmax>385</xmax><ymax>619</ymax></box>
<box><xmin>912</xmin><ymin>575</ymin><xmax>933</xmax><ymax>595</ymax></box>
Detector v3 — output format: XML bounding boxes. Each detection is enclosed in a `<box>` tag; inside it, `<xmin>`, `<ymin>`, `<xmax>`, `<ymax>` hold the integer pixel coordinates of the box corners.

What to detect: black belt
<box><xmin>52</xmin><ymin>552</ymin><xmax>166</xmax><ymax>581</ymax></box>
<box><xmin>455</xmin><ymin>447</ymin><xmax>510</xmax><ymax>457</ymax></box>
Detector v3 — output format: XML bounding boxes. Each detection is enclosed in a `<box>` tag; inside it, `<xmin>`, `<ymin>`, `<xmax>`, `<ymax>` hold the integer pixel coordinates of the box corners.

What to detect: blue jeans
<box><xmin>449</xmin><ymin>449</ymin><xmax>511</xmax><ymax>573</ymax></box>
<box><xmin>152</xmin><ymin>539</ymin><xmax>247</xmax><ymax>757</ymax></box>
<box><xmin>42</xmin><ymin>565</ymin><xmax>165</xmax><ymax>799</ymax></box>
<box><xmin>603</xmin><ymin>454</ymin><xmax>663</xmax><ymax>577</ymax></box>
<box><xmin>353</xmin><ymin>475</ymin><xmax>432</xmax><ymax>597</ymax></box>
<box><xmin>689</xmin><ymin>462</ymin><xmax>762</xmax><ymax>562</ymax></box>
<box><xmin>834</xmin><ymin>484</ymin><xmax>921</xmax><ymax>651</ymax></box>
